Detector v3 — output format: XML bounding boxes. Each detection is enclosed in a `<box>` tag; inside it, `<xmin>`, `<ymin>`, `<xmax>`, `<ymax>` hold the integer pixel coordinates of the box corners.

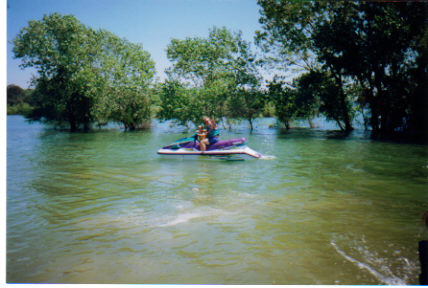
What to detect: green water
<box><xmin>7</xmin><ymin>115</ymin><xmax>428</xmax><ymax>284</ymax></box>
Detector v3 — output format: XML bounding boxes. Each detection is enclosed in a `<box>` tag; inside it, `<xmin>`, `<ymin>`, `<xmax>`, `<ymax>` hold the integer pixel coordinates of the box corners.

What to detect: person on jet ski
<box><xmin>200</xmin><ymin>116</ymin><xmax>220</xmax><ymax>152</ymax></box>
<box><xmin>196</xmin><ymin>126</ymin><xmax>207</xmax><ymax>141</ymax></box>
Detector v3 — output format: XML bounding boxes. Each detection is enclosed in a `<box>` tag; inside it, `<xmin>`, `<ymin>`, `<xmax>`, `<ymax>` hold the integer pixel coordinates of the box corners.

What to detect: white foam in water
<box><xmin>154</xmin><ymin>207</ymin><xmax>228</xmax><ymax>228</ymax></box>
<box><xmin>259</xmin><ymin>155</ymin><xmax>276</xmax><ymax>160</ymax></box>
<box><xmin>330</xmin><ymin>241</ymin><xmax>406</xmax><ymax>285</ymax></box>
<box><xmin>157</xmin><ymin>213</ymin><xmax>203</xmax><ymax>227</ymax></box>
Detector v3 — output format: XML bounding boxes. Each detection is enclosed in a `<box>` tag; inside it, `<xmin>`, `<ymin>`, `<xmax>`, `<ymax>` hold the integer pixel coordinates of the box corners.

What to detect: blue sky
<box><xmin>7</xmin><ymin>0</ymin><xmax>262</xmax><ymax>88</ymax></box>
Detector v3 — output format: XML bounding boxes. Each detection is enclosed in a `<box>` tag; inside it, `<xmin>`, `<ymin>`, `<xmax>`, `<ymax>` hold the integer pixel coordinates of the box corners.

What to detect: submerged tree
<box><xmin>226</xmin><ymin>34</ymin><xmax>265</xmax><ymax>131</ymax></box>
<box><xmin>13</xmin><ymin>13</ymin><xmax>155</xmax><ymax>131</ymax></box>
<box><xmin>164</xmin><ymin>27</ymin><xmax>237</xmax><ymax>124</ymax></box>
<box><xmin>295</xmin><ymin>70</ymin><xmax>355</xmax><ymax>131</ymax></box>
<box><xmin>157</xmin><ymin>80</ymin><xmax>201</xmax><ymax>127</ymax></box>
<box><xmin>257</xmin><ymin>0</ymin><xmax>354</xmax><ymax>131</ymax></box>
<box><xmin>313</xmin><ymin>1</ymin><xmax>428</xmax><ymax>137</ymax></box>
<box><xmin>257</xmin><ymin>0</ymin><xmax>428</xmax><ymax>138</ymax></box>
<box><xmin>13</xmin><ymin>13</ymin><xmax>101</xmax><ymax>131</ymax></box>
<box><xmin>267</xmin><ymin>79</ymin><xmax>297</xmax><ymax>129</ymax></box>
<box><xmin>161</xmin><ymin>26</ymin><xmax>264</xmax><ymax>129</ymax></box>
<box><xmin>227</xmin><ymin>88</ymin><xmax>265</xmax><ymax>131</ymax></box>
<box><xmin>95</xmin><ymin>31</ymin><xmax>155</xmax><ymax>130</ymax></box>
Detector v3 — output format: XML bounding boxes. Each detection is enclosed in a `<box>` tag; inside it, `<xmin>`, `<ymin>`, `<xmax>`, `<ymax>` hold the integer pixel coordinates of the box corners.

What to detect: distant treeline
<box><xmin>7</xmin><ymin>84</ymin><xmax>33</xmax><ymax>115</ymax></box>
<box><xmin>9</xmin><ymin>1</ymin><xmax>428</xmax><ymax>140</ymax></box>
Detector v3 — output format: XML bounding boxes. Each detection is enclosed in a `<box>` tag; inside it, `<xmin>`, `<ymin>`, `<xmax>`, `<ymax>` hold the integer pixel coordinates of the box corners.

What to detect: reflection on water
<box><xmin>7</xmin><ymin>116</ymin><xmax>428</xmax><ymax>284</ymax></box>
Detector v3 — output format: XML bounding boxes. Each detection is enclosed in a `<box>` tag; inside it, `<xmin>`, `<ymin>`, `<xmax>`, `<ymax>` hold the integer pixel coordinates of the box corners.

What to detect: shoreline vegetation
<box><xmin>8</xmin><ymin>1</ymin><xmax>428</xmax><ymax>143</ymax></box>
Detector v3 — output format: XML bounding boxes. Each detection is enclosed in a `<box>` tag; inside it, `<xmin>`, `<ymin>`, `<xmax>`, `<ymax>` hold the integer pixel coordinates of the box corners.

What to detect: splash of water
<box><xmin>156</xmin><ymin>213</ymin><xmax>204</xmax><ymax>227</ymax></box>
<box><xmin>259</xmin><ymin>155</ymin><xmax>276</xmax><ymax>160</ymax></box>
<box><xmin>152</xmin><ymin>207</ymin><xmax>229</xmax><ymax>228</ymax></box>
<box><xmin>330</xmin><ymin>241</ymin><xmax>407</xmax><ymax>285</ymax></box>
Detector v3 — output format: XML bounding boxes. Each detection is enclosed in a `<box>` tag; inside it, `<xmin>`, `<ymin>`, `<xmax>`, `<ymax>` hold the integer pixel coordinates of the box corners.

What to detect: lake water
<box><xmin>6</xmin><ymin>115</ymin><xmax>428</xmax><ymax>284</ymax></box>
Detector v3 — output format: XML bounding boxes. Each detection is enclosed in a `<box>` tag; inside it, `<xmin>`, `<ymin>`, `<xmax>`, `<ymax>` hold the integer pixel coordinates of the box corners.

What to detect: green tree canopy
<box><xmin>312</xmin><ymin>2</ymin><xmax>428</xmax><ymax>136</ymax></box>
<box><xmin>267</xmin><ymin>79</ymin><xmax>297</xmax><ymax>129</ymax></box>
<box><xmin>257</xmin><ymin>1</ymin><xmax>428</xmax><ymax>137</ymax></box>
<box><xmin>13</xmin><ymin>13</ymin><xmax>100</xmax><ymax>130</ymax></box>
<box><xmin>257</xmin><ymin>0</ymin><xmax>354</xmax><ymax>131</ymax></box>
<box><xmin>7</xmin><ymin>84</ymin><xmax>27</xmax><ymax>106</ymax></box>
<box><xmin>7</xmin><ymin>84</ymin><xmax>33</xmax><ymax>115</ymax></box>
<box><xmin>94</xmin><ymin>30</ymin><xmax>155</xmax><ymax>130</ymax></box>
<box><xmin>13</xmin><ymin>13</ymin><xmax>155</xmax><ymax>131</ymax></box>
<box><xmin>162</xmin><ymin>26</ymin><xmax>264</xmax><ymax>130</ymax></box>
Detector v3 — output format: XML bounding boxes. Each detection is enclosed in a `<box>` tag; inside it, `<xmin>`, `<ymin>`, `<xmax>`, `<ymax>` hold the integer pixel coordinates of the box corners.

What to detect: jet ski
<box><xmin>157</xmin><ymin>136</ymin><xmax>262</xmax><ymax>160</ymax></box>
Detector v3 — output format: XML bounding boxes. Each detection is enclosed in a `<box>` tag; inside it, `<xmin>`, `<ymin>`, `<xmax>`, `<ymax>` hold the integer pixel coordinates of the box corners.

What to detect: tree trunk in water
<box><xmin>308</xmin><ymin>117</ymin><xmax>315</xmax><ymax>128</ymax></box>
<box><xmin>128</xmin><ymin>123</ymin><xmax>136</xmax><ymax>131</ymax></box>
<box><xmin>83</xmin><ymin>121</ymin><xmax>89</xmax><ymax>132</ymax></box>
<box><xmin>370</xmin><ymin>102</ymin><xmax>380</xmax><ymax>133</ymax></box>
<box><xmin>249</xmin><ymin>118</ymin><xmax>253</xmax><ymax>132</ymax></box>
<box><xmin>335</xmin><ymin>118</ymin><xmax>345</xmax><ymax>131</ymax></box>
<box><xmin>342</xmin><ymin>107</ymin><xmax>353</xmax><ymax>132</ymax></box>
<box><xmin>337</xmin><ymin>75</ymin><xmax>353</xmax><ymax>132</ymax></box>
<box><xmin>69</xmin><ymin>118</ymin><xmax>77</xmax><ymax>132</ymax></box>
<box><xmin>227</xmin><ymin>118</ymin><xmax>232</xmax><ymax>131</ymax></box>
<box><xmin>222</xmin><ymin>117</ymin><xmax>228</xmax><ymax>130</ymax></box>
<box><xmin>330</xmin><ymin>65</ymin><xmax>353</xmax><ymax>132</ymax></box>
<box><xmin>361</xmin><ymin>108</ymin><xmax>369</xmax><ymax>131</ymax></box>
<box><xmin>358</xmin><ymin>76</ymin><xmax>376</xmax><ymax>132</ymax></box>
<box><xmin>372</xmin><ymin>67</ymin><xmax>386</xmax><ymax>135</ymax></box>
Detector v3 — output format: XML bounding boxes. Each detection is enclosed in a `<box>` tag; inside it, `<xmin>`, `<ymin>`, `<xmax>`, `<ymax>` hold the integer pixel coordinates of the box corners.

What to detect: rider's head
<box><xmin>203</xmin><ymin>116</ymin><xmax>210</xmax><ymax>126</ymax></box>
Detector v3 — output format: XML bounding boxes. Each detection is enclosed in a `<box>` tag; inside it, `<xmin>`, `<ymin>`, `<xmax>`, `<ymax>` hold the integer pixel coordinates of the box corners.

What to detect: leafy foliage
<box><xmin>312</xmin><ymin>2</ymin><xmax>428</xmax><ymax>136</ymax></box>
<box><xmin>157</xmin><ymin>80</ymin><xmax>200</xmax><ymax>126</ymax></box>
<box><xmin>267</xmin><ymin>79</ymin><xmax>297</xmax><ymax>129</ymax></box>
<box><xmin>94</xmin><ymin>31</ymin><xmax>155</xmax><ymax>130</ymax></box>
<box><xmin>7</xmin><ymin>84</ymin><xmax>33</xmax><ymax>115</ymax></box>
<box><xmin>11</xmin><ymin>5</ymin><xmax>427</xmax><ymax>140</ymax></box>
<box><xmin>13</xmin><ymin>13</ymin><xmax>155</xmax><ymax>131</ymax></box>
<box><xmin>257</xmin><ymin>0</ymin><xmax>428</xmax><ymax>138</ymax></box>
<box><xmin>13</xmin><ymin>13</ymin><xmax>98</xmax><ymax>130</ymax></box>
<box><xmin>161</xmin><ymin>26</ymin><xmax>264</xmax><ymax>130</ymax></box>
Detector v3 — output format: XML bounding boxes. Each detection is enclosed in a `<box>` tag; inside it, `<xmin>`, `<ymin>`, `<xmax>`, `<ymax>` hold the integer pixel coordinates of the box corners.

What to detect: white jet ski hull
<box><xmin>157</xmin><ymin>146</ymin><xmax>261</xmax><ymax>160</ymax></box>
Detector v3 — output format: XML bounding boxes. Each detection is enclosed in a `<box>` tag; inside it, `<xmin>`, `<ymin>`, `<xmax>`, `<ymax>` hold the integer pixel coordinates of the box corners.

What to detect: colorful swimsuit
<box><xmin>206</xmin><ymin>125</ymin><xmax>219</xmax><ymax>144</ymax></box>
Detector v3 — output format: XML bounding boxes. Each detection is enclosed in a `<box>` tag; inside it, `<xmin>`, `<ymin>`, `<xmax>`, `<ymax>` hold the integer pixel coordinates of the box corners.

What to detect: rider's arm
<box><xmin>206</xmin><ymin>119</ymin><xmax>217</xmax><ymax>134</ymax></box>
